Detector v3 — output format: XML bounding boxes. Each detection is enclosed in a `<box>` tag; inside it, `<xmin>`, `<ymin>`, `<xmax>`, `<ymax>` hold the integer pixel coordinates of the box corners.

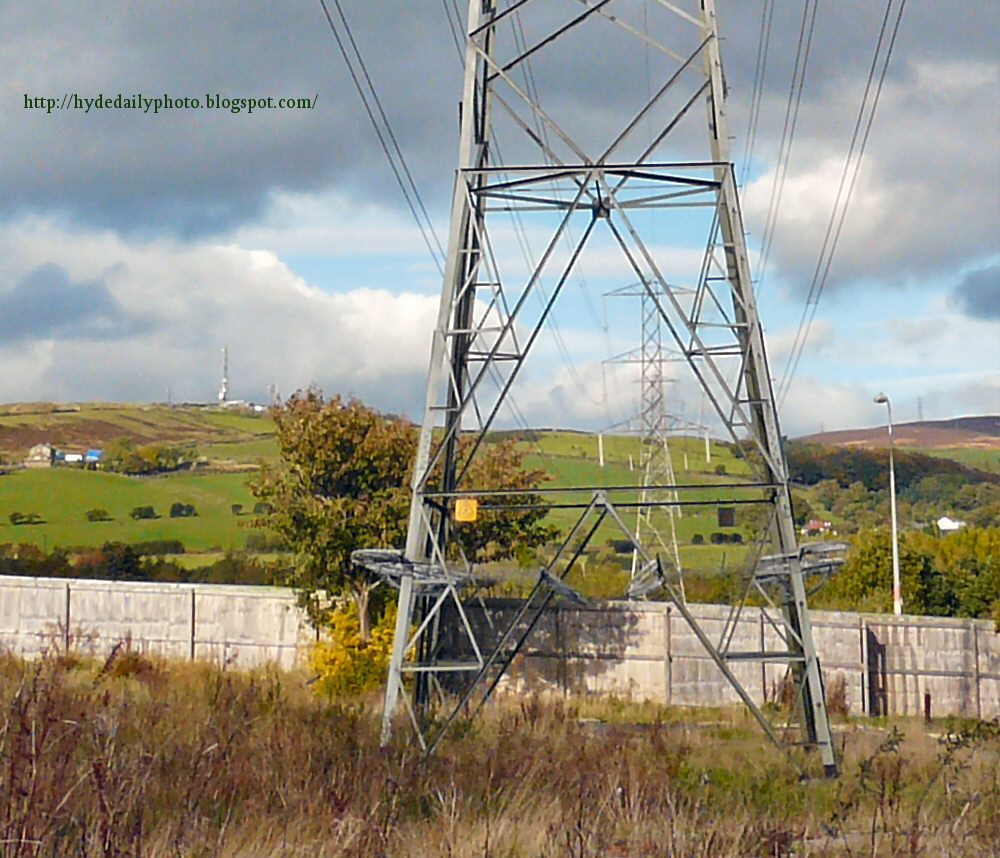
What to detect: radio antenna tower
<box><xmin>217</xmin><ymin>347</ymin><xmax>229</xmax><ymax>406</ymax></box>
<box><xmin>377</xmin><ymin>0</ymin><xmax>838</xmax><ymax>776</ymax></box>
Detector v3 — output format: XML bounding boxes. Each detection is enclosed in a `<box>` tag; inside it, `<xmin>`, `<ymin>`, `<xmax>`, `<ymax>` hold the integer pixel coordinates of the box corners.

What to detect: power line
<box><xmin>739</xmin><ymin>0</ymin><xmax>775</xmax><ymax>189</ymax></box>
<box><xmin>318</xmin><ymin>0</ymin><xmax>445</xmax><ymax>274</ymax></box>
<box><xmin>777</xmin><ymin>0</ymin><xmax>908</xmax><ymax>405</ymax></box>
<box><xmin>754</xmin><ymin>0</ymin><xmax>819</xmax><ymax>299</ymax></box>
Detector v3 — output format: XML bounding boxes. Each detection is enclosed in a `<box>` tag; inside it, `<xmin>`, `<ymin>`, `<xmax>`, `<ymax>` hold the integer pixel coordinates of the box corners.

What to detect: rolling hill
<box><xmin>800</xmin><ymin>415</ymin><xmax>999</xmax><ymax>450</ymax></box>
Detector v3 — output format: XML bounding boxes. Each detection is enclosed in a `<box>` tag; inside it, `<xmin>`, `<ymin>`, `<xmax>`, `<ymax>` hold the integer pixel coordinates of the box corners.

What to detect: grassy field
<box><xmin>521</xmin><ymin>430</ymin><xmax>756</xmax><ymax>574</ymax></box>
<box><xmin>908</xmin><ymin>445</ymin><xmax>1000</xmax><ymax>474</ymax></box>
<box><xmin>0</xmin><ymin>420</ymin><xmax>761</xmax><ymax>571</ymax></box>
<box><xmin>0</xmin><ymin>403</ymin><xmax>274</xmax><ymax>458</ymax></box>
<box><xmin>2</xmin><ymin>651</ymin><xmax>997</xmax><ymax>856</ymax></box>
<box><xmin>0</xmin><ymin>468</ymin><xmax>260</xmax><ymax>552</ymax></box>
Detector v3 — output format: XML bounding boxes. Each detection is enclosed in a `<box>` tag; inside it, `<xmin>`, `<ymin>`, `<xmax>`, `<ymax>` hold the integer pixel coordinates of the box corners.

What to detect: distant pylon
<box><xmin>603</xmin><ymin>284</ymin><xmax>684</xmax><ymax>594</ymax></box>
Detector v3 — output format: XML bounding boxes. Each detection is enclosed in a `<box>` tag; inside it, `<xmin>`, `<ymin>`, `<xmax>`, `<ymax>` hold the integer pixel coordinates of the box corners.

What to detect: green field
<box><xmin>0</xmin><ymin>468</ymin><xmax>260</xmax><ymax>552</ymax></box>
<box><xmin>519</xmin><ymin>430</ymin><xmax>756</xmax><ymax>573</ymax></box>
<box><xmin>0</xmin><ymin>403</ymin><xmax>275</xmax><ymax>458</ymax></box>
<box><xmin>0</xmin><ymin>421</ymin><xmax>761</xmax><ymax>571</ymax></box>
<box><xmin>907</xmin><ymin>445</ymin><xmax>1000</xmax><ymax>474</ymax></box>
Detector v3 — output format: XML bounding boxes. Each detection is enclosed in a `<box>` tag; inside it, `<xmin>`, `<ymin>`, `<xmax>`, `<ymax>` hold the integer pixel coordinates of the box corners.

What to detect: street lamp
<box><xmin>874</xmin><ymin>393</ymin><xmax>902</xmax><ymax>616</ymax></box>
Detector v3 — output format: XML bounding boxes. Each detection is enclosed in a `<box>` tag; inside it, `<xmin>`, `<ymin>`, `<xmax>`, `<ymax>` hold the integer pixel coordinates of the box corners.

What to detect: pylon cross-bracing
<box><xmin>375</xmin><ymin>0</ymin><xmax>840</xmax><ymax>778</ymax></box>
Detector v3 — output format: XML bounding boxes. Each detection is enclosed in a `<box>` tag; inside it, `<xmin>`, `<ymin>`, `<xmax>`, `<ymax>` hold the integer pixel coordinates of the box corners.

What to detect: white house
<box><xmin>24</xmin><ymin>443</ymin><xmax>54</xmax><ymax>468</ymax></box>
<box><xmin>937</xmin><ymin>516</ymin><xmax>967</xmax><ymax>533</ymax></box>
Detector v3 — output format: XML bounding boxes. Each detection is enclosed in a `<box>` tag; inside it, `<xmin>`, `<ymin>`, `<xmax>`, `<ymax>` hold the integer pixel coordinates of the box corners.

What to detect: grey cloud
<box><xmin>952</xmin><ymin>264</ymin><xmax>1000</xmax><ymax>320</ymax></box>
<box><xmin>0</xmin><ymin>263</ymin><xmax>145</xmax><ymax>341</ymax></box>
<box><xmin>2</xmin><ymin>1</ymin><xmax>997</xmax><ymax>247</ymax></box>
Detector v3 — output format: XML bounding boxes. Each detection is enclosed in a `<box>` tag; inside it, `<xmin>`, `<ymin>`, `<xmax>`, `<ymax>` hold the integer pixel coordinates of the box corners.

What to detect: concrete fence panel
<box><xmin>1</xmin><ymin>575</ymin><xmax>997</xmax><ymax>720</ymax></box>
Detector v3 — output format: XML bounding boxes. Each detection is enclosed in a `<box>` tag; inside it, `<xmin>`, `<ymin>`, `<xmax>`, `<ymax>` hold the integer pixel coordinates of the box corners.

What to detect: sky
<box><xmin>1</xmin><ymin>0</ymin><xmax>998</xmax><ymax>437</ymax></box>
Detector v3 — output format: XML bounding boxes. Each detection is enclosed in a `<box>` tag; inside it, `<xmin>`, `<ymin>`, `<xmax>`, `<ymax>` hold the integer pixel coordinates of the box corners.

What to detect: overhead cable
<box><xmin>318</xmin><ymin>0</ymin><xmax>446</xmax><ymax>274</ymax></box>
<box><xmin>777</xmin><ymin>0</ymin><xmax>908</xmax><ymax>406</ymax></box>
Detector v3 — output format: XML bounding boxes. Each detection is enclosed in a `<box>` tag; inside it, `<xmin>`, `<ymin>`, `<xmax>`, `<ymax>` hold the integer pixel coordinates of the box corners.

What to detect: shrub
<box><xmin>132</xmin><ymin>539</ymin><xmax>185</xmax><ymax>556</ymax></box>
<box><xmin>252</xmin><ymin>502</ymin><xmax>273</xmax><ymax>515</ymax></box>
<box><xmin>231</xmin><ymin>503</ymin><xmax>244</xmax><ymax>516</ymax></box>
<box><xmin>308</xmin><ymin>603</ymin><xmax>396</xmax><ymax>699</ymax></box>
<box><xmin>710</xmin><ymin>532</ymin><xmax>725</xmax><ymax>545</ymax></box>
<box><xmin>691</xmin><ymin>534</ymin><xmax>704</xmax><ymax>545</ymax></box>
<box><xmin>129</xmin><ymin>506</ymin><xmax>157</xmax><ymax>520</ymax></box>
<box><xmin>8</xmin><ymin>511</ymin><xmax>24</xmax><ymax>525</ymax></box>
<box><xmin>85</xmin><ymin>508</ymin><xmax>112</xmax><ymax>522</ymax></box>
<box><xmin>714</xmin><ymin>463</ymin><xmax>727</xmax><ymax>475</ymax></box>
<box><xmin>169</xmin><ymin>502</ymin><xmax>197</xmax><ymax>518</ymax></box>
<box><xmin>244</xmin><ymin>530</ymin><xmax>287</xmax><ymax>552</ymax></box>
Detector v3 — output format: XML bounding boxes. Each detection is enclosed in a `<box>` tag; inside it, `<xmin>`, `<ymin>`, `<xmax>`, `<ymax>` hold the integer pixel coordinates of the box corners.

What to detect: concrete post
<box><xmin>972</xmin><ymin>621</ymin><xmax>982</xmax><ymax>720</ymax></box>
<box><xmin>665</xmin><ymin>605</ymin><xmax>672</xmax><ymax>705</ymax></box>
<box><xmin>64</xmin><ymin>583</ymin><xmax>71</xmax><ymax>652</ymax></box>
<box><xmin>190</xmin><ymin>589</ymin><xmax>196</xmax><ymax>660</ymax></box>
<box><xmin>860</xmin><ymin>617</ymin><xmax>868</xmax><ymax>717</ymax></box>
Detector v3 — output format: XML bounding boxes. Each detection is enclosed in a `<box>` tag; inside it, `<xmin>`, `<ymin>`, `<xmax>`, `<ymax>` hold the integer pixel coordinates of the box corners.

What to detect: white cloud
<box><xmin>743</xmin><ymin>58</ymin><xmax>1000</xmax><ymax>289</ymax></box>
<box><xmin>0</xmin><ymin>220</ymin><xmax>438</xmax><ymax>410</ymax></box>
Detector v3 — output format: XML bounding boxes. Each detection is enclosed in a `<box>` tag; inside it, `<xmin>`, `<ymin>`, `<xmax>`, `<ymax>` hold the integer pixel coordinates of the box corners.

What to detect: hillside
<box><xmin>0</xmin><ymin>402</ymin><xmax>275</xmax><ymax>458</ymax></box>
<box><xmin>800</xmin><ymin>415</ymin><xmax>999</xmax><ymax>450</ymax></box>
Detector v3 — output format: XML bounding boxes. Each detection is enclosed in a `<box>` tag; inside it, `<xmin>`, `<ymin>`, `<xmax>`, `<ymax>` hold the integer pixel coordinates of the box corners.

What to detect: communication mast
<box><xmin>218</xmin><ymin>347</ymin><xmax>229</xmax><ymax>405</ymax></box>
<box><xmin>378</xmin><ymin>0</ymin><xmax>838</xmax><ymax>776</ymax></box>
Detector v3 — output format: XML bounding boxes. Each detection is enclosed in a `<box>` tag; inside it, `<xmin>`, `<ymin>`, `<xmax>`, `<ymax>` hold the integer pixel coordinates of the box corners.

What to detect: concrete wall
<box><xmin>456</xmin><ymin>600</ymin><xmax>1000</xmax><ymax>720</ymax></box>
<box><xmin>1</xmin><ymin>575</ymin><xmax>996</xmax><ymax>719</ymax></box>
<box><xmin>0</xmin><ymin>575</ymin><xmax>310</xmax><ymax>670</ymax></box>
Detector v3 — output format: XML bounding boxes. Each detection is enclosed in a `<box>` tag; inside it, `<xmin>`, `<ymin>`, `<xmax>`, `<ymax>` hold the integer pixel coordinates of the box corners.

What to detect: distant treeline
<box><xmin>785</xmin><ymin>441</ymin><xmax>998</xmax><ymax>491</ymax></box>
<box><xmin>0</xmin><ymin>542</ymin><xmax>288</xmax><ymax>586</ymax></box>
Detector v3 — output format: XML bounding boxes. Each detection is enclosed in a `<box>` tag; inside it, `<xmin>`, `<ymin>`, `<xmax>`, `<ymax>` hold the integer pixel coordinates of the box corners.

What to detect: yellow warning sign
<box><xmin>455</xmin><ymin>498</ymin><xmax>479</xmax><ymax>522</ymax></box>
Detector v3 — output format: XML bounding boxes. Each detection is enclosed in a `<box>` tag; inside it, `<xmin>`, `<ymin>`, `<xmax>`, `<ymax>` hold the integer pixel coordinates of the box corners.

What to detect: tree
<box><xmin>249</xmin><ymin>389</ymin><xmax>554</xmax><ymax>641</ymax></box>
<box><xmin>85</xmin><ymin>508</ymin><xmax>112</xmax><ymax>522</ymax></box>
<box><xmin>250</xmin><ymin>391</ymin><xmax>417</xmax><ymax>642</ymax></box>
<box><xmin>130</xmin><ymin>506</ymin><xmax>157</xmax><ymax>520</ymax></box>
<box><xmin>452</xmin><ymin>437</ymin><xmax>556</xmax><ymax>563</ymax></box>
<box><xmin>100</xmin><ymin>542</ymin><xmax>144</xmax><ymax>581</ymax></box>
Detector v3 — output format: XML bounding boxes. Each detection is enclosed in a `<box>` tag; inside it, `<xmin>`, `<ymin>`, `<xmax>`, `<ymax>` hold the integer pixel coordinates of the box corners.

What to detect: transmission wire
<box><xmin>318</xmin><ymin>0</ymin><xmax>446</xmax><ymax>274</ymax></box>
<box><xmin>754</xmin><ymin>0</ymin><xmax>820</xmax><ymax>299</ymax></box>
<box><xmin>777</xmin><ymin>0</ymin><xmax>908</xmax><ymax>406</ymax></box>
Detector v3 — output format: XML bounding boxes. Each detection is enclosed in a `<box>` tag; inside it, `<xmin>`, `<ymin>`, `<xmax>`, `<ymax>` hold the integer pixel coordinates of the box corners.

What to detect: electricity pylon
<box><xmin>603</xmin><ymin>284</ymin><xmax>684</xmax><ymax>595</ymax></box>
<box><xmin>378</xmin><ymin>0</ymin><xmax>838</xmax><ymax>777</ymax></box>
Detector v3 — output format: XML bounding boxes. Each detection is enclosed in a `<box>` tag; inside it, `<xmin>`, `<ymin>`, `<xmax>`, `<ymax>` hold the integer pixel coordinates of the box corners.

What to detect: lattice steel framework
<box><xmin>380</xmin><ymin>0</ymin><xmax>838</xmax><ymax>777</ymax></box>
<box><xmin>603</xmin><ymin>283</ymin><xmax>685</xmax><ymax>593</ymax></box>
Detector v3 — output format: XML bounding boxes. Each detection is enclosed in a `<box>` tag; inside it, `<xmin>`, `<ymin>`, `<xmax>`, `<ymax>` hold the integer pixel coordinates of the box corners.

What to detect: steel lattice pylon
<box><xmin>380</xmin><ymin>0</ymin><xmax>839</xmax><ymax>777</ymax></box>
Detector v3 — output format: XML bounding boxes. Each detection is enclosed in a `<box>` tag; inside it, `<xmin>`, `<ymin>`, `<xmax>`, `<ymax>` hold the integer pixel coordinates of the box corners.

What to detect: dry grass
<box><xmin>0</xmin><ymin>650</ymin><xmax>997</xmax><ymax>857</ymax></box>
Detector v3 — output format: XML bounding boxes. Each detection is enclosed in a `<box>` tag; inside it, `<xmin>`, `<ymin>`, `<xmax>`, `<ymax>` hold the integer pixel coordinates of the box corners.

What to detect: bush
<box><xmin>8</xmin><ymin>511</ymin><xmax>24</xmax><ymax>525</ymax></box>
<box><xmin>691</xmin><ymin>534</ymin><xmax>704</xmax><ymax>545</ymax></box>
<box><xmin>714</xmin><ymin>464</ymin><xmax>727</xmax><ymax>476</ymax></box>
<box><xmin>85</xmin><ymin>508</ymin><xmax>112</xmax><ymax>522</ymax></box>
<box><xmin>132</xmin><ymin>539</ymin><xmax>185</xmax><ymax>556</ymax></box>
<box><xmin>710</xmin><ymin>532</ymin><xmax>725</xmax><ymax>545</ymax></box>
<box><xmin>244</xmin><ymin>530</ymin><xmax>287</xmax><ymax>553</ymax></box>
<box><xmin>231</xmin><ymin>503</ymin><xmax>244</xmax><ymax>516</ymax></box>
<box><xmin>252</xmin><ymin>502</ymin><xmax>273</xmax><ymax>515</ymax></box>
<box><xmin>169</xmin><ymin>502</ymin><xmax>197</xmax><ymax>518</ymax></box>
<box><xmin>308</xmin><ymin>603</ymin><xmax>396</xmax><ymax>699</ymax></box>
<box><xmin>130</xmin><ymin>506</ymin><xmax>157</xmax><ymax>520</ymax></box>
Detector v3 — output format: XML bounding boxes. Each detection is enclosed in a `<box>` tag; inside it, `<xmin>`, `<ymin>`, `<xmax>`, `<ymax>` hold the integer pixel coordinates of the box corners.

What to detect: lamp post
<box><xmin>874</xmin><ymin>393</ymin><xmax>902</xmax><ymax>615</ymax></box>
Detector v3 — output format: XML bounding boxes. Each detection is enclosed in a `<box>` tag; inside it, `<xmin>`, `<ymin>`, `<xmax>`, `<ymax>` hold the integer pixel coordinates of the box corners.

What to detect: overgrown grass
<box><xmin>1</xmin><ymin>651</ymin><xmax>996</xmax><ymax>856</ymax></box>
